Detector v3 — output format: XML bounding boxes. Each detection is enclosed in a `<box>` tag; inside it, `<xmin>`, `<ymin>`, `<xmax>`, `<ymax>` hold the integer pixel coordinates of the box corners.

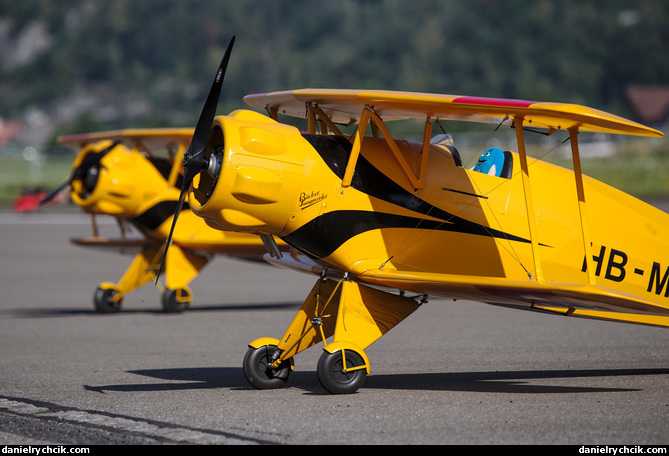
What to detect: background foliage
<box><xmin>1</xmin><ymin>0</ymin><xmax>668</xmax><ymax>201</ymax></box>
<box><xmin>1</xmin><ymin>0</ymin><xmax>668</xmax><ymax>132</ymax></box>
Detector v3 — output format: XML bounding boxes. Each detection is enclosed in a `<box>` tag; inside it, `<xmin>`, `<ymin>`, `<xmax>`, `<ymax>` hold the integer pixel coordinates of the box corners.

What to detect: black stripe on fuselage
<box><xmin>130</xmin><ymin>200</ymin><xmax>188</xmax><ymax>232</ymax></box>
<box><xmin>282</xmin><ymin>134</ymin><xmax>531</xmax><ymax>259</ymax></box>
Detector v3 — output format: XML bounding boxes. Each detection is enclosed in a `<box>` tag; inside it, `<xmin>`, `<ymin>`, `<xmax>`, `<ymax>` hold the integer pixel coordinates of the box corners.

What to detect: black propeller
<box><xmin>39</xmin><ymin>140</ymin><xmax>120</xmax><ymax>206</ymax></box>
<box><xmin>155</xmin><ymin>35</ymin><xmax>235</xmax><ymax>283</ymax></box>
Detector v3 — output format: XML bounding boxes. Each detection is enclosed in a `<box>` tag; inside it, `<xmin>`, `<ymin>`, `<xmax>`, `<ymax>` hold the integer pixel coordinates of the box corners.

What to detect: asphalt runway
<box><xmin>1</xmin><ymin>210</ymin><xmax>668</xmax><ymax>445</ymax></box>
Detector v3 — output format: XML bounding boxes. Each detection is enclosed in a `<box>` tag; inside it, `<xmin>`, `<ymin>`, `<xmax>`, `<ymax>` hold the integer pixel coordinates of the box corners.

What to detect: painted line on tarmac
<box><xmin>0</xmin><ymin>396</ymin><xmax>273</xmax><ymax>445</ymax></box>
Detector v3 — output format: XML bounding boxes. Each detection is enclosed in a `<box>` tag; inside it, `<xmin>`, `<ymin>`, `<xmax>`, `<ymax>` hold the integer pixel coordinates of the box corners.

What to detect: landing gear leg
<box><xmin>243</xmin><ymin>276</ymin><xmax>422</xmax><ymax>394</ymax></box>
<box><xmin>159</xmin><ymin>244</ymin><xmax>208</xmax><ymax>313</ymax></box>
<box><xmin>92</xmin><ymin>243</ymin><xmax>163</xmax><ymax>313</ymax></box>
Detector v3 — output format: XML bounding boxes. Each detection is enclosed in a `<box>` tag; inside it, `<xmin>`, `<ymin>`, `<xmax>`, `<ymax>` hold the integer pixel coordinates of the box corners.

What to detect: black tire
<box><xmin>243</xmin><ymin>345</ymin><xmax>291</xmax><ymax>389</ymax></box>
<box><xmin>317</xmin><ymin>349</ymin><xmax>367</xmax><ymax>394</ymax></box>
<box><xmin>162</xmin><ymin>288</ymin><xmax>191</xmax><ymax>313</ymax></box>
<box><xmin>93</xmin><ymin>286</ymin><xmax>123</xmax><ymax>314</ymax></box>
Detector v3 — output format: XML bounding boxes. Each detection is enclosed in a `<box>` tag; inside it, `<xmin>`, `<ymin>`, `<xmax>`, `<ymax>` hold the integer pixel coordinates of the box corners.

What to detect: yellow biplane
<box><xmin>48</xmin><ymin>127</ymin><xmax>287</xmax><ymax>313</ymax></box>
<box><xmin>162</xmin><ymin>37</ymin><xmax>667</xmax><ymax>393</ymax></box>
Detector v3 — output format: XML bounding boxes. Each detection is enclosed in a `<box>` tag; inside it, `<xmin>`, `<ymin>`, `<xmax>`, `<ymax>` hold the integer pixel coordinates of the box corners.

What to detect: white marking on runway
<box><xmin>0</xmin><ymin>397</ymin><xmax>258</xmax><ymax>445</ymax></box>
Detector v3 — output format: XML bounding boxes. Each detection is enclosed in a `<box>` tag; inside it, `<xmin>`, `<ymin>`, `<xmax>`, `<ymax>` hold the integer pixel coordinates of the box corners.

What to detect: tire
<box><xmin>317</xmin><ymin>349</ymin><xmax>367</xmax><ymax>394</ymax></box>
<box><xmin>93</xmin><ymin>286</ymin><xmax>123</xmax><ymax>314</ymax></box>
<box><xmin>162</xmin><ymin>287</ymin><xmax>191</xmax><ymax>313</ymax></box>
<box><xmin>243</xmin><ymin>345</ymin><xmax>291</xmax><ymax>389</ymax></box>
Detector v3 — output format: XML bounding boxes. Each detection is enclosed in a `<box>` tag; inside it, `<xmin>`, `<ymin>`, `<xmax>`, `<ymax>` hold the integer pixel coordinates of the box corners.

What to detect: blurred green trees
<box><xmin>1</xmin><ymin>0</ymin><xmax>667</xmax><ymax>128</ymax></box>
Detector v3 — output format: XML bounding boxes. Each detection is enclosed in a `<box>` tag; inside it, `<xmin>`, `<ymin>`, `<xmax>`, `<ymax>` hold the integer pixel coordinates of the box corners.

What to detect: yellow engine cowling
<box><xmin>189</xmin><ymin>110</ymin><xmax>314</xmax><ymax>236</ymax></box>
<box><xmin>70</xmin><ymin>141</ymin><xmax>173</xmax><ymax>217</ymax></box>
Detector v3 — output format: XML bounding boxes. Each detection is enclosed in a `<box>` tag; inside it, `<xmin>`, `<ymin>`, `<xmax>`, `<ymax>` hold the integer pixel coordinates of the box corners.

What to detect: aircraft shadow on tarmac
<box><xmin>82</xmin><ymin>367</ymin><xmax>669</xmax><ymax>395</ymax></box>
<box><xmin>6</xmin><ymin>301</ymin><xmax>302</xmax><ymax>318</ymax></box>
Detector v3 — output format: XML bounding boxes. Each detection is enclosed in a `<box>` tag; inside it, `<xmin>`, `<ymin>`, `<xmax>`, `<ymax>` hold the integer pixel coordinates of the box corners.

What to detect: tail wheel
<box><xmin>243</xmin><ymin>345</ymin><xmax>292</xmax><ymax>389</ymax></box>
<box><xmin>93</xmin><ymin>285</ymin><xmax>123</xmax><ymax>314</ymax></box>
<box><xmin>162</xmin><ymin>287</ymin><xmax>191</xmax><ymax>313</ymax></box>
<box><xmin>317</xmin><ymin>349</ymin><xmax>367</xmax><ymax>394</ymax></box>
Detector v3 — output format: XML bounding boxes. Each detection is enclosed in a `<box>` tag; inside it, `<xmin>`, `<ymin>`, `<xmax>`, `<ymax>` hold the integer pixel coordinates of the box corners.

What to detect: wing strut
<box><xmin>167</xmin><ymin>142</ymin><xmax>187</xmax><ymax>187</ymax></box>
<box><xmin>570</xmin><ymin>127</ymin><xmax>596</xmax><ymax>285</ymax></box>
<box><xmin>514</xmin><ymin>119</ymin><xmax>595</xmax><ymax>286</ymax></box>
<box><xmin>514</xmin><ymin>117</ymin><xmax>543</xmax><ymax>283</ymax></box>
<box><xmin>343</xmin><ymin>106</ymin><xmax>431</xmax><ymax>190</ymax></box>
<box><xmin>306</xmin><ymin>104</ymin><xmax>345</xmax><ymax>136</ymax></box>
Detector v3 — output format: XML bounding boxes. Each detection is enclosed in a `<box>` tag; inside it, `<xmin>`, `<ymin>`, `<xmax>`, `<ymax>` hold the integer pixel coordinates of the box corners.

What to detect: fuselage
<box><xmin>189</xmin><ymin>110</ymin><xmax>669</xmax><ymax>313</ymax></box>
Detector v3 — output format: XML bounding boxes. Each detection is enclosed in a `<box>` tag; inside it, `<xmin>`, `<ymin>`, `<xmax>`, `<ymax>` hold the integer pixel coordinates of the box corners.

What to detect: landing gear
<box><xmin>243</xmin><ymin>277</ymin><xmax>422</xmax><ymax>394</ymax></box>
<box><xmin>90</xmin><ymin>242</ymin><xmax>207</xmax><ymax>313</ymax></box>
<box><xmin>93</xmin><ymin>284</ymin><xmax>123</xmax><ymax>313</ymax></box>
<box><xmin>161</xmin><ymin>287</ymin><xmax>192</xmax><ymax>313</ymax></box>
<box><xmin>317</xmin><ymin>349</ymin><xmax>367</xmax><ymax>394</ymax></box>
<box><xmin>93</xmin><ymin>284</ymin><xmax>192</xmax><ymax>313</ymax></box>
<box><xmin>243</xmin><ymin>343</ymin><xmax>293</xmax><ymax>389</ymax></box>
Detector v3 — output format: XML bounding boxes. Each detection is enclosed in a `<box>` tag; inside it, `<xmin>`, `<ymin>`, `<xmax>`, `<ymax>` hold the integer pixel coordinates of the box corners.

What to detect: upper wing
<box><xmin>58</xmin><ymin>128</ymin><xmax>195</xmax><ymax>155</ymax></box>
<box><xmin>244</xmin><ymin>89</ymin><xmax>664</xmax><ymax>138</ymax></box>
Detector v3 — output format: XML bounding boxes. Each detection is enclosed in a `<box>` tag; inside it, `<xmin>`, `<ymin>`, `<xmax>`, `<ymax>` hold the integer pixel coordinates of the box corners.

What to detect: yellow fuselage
<box><xmin>189</xmin><ymin>110</ymin><xmax>669</xmax><ymax>316</ymax></box>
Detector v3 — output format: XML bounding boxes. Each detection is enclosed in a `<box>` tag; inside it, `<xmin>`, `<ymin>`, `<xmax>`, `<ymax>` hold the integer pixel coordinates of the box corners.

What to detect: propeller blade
<box><xmin>39</xmin><ymin>179</ymin><xmax>71</xmax><ymax>206</ymax></box>
<box><xmin>155</xmin><ymin>36</ymin><xmax>235</xmax><ymax>284</ymax></box>
<box><xmin>183</xmin><ymin>35</ymin><xmax>235</xmax><ymax>181</ymax></box>
<box><xmin>38</xmin><ymin>140</ymin><xmax>120</xmax><ymax>207</ymax></box>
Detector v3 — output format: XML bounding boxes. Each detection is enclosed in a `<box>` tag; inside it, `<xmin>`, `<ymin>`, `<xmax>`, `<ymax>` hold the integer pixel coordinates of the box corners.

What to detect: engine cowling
<box><xmin>188</xmin><ymin>110</ymin><xmax>310</xmax><ymax>237</ymax></box>
<box><xmin>70</xmin><ymin>141</ymin><xmax>171</xmax><ymax>217</ymax></box>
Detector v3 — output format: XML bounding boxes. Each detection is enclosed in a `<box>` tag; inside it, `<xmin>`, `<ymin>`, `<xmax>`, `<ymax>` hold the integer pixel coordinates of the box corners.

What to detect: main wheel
<box><xmin>93</xmin><ymin>285</ymin><xmax>123</xmax><ymax>314</ymax></box>
<box><xmin>162</xmin><ymin>287</ymin><xmax>191</xmax><ymax>313</ymax></box>
<box><xmin>317</xmin><ymin>349</ymin><xmax>367</xmax><ymax>394</ymax></box>
<box><xmin>243</xmin><ymin>345</ymin><xmax>292</xmax><ymax>389</ymax></box>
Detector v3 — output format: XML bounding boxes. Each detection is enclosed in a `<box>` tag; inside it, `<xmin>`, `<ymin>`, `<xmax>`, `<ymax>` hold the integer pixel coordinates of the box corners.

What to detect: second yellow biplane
<box><xmin>48</xmin><ymin>128</ymin><xmax>287</xmax><ymax>313</ymax></box>
<box><xmin>160</xmin><ymin>37</ymin><xmax>667</xmax><ymax>393</ymax></box>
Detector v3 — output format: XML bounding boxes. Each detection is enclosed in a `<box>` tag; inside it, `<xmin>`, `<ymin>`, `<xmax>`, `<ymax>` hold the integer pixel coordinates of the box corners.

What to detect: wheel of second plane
<box><xmin>161</xmin><ymin>287</ymin><xmax>192</xmax><ymax>313</ymax></box>
<box><xmin>93</xmin><ymin>283</ymin><xmax>123</xmax><ymax>313</ymax></box>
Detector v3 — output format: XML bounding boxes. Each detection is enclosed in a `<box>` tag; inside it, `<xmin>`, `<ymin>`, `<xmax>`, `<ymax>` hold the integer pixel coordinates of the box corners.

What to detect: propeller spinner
<box><xmin>156</xmin><ymin>35</ymin><xmax>236</xmax><ymax>282</ymax></box>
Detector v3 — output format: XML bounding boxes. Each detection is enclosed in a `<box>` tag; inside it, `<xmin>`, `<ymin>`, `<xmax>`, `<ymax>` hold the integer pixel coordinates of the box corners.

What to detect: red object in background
<box><xmin>12</xmin><ymin>189</ymin><xmax>52</xmax><ymax>213</ymax></box>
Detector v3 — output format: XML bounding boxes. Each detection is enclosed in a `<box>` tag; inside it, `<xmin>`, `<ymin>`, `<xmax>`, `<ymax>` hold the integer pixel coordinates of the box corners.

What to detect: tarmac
<box><xmin>1</xmin><ymin>210</ymin><xmax>668</xmax><ymax>445</ymax></box>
